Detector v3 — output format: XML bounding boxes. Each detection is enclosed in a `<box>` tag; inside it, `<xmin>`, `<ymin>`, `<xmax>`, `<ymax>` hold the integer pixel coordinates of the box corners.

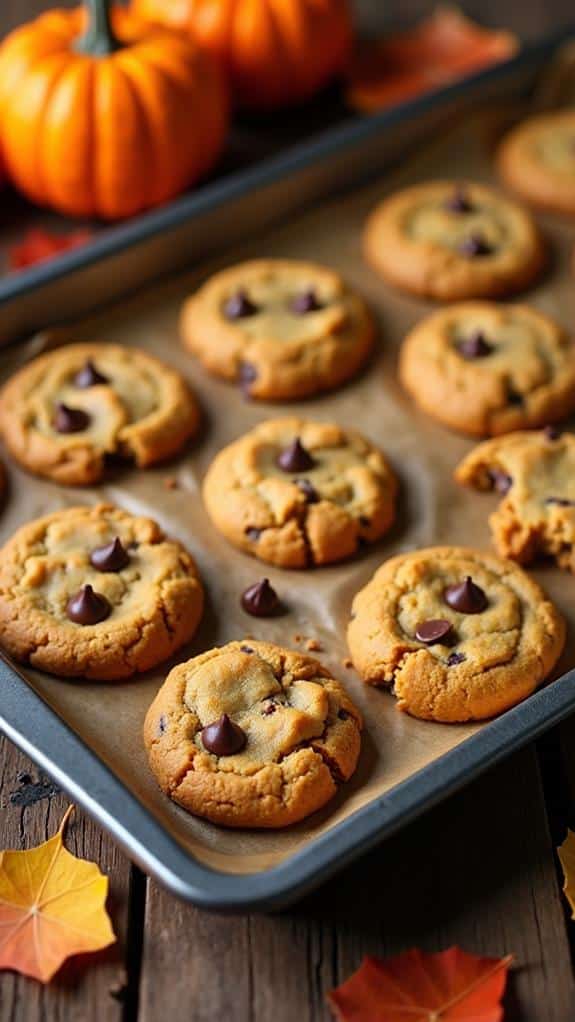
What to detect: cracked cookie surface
<box><xmin>144</xmin><ymin>639</ymin><xmax>362</xmax><ymax>828</ymax></box>
<box><xmin>347</xmin><ymin>546</ymin><xmax>564</xmax><ymax>722</ymax></box>
<box><xmin>497</xmin><ymin>111</ymin><xmax>575</xmax><ymax>216</ymax></box>
<box><xmin>180</xmin><ymin>258</ymin><xmax>374</xmax><ymax>400</ymax></box>
<box><xmin>363</xmin><ymin>180</ymin><xmax>545</xmax><ymax>300</ymax></box>
<box><xmin>399</xmin><ymin>302</ymin><xmax>575</xmax><ymax>436</ymax></box>
<box><xmin>202</xmin><ymin>417</ymin><xmax>397</xmax><ymax>568</ymax></box>
<box><xmin>0</xmin><ymin>342</ymin><xmax>200</xmax><ymax>485</ymax></box>
<box><xmin>456</xmin><ymin>428</ymin><xmax>575</xmax><ymax>570</ymax></box>
<box><xmin>0</xmin><ymin>504</ymin><xmax>204</xmax><ymax>680</ymax></box>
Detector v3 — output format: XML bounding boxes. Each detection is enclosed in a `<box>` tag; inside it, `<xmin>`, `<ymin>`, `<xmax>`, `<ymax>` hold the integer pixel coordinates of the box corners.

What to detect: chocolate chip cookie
<box><xmin>144</xmin><ymin>639</ymin><xmax>362</xmax><ymax>828</ymax></box>
<box><xmin>399</xmin><ymin>302</ymin><xmax>575</xmax><ymax>436</ymax></box>
<box><xmin>363</xmin><ymin>180</ymin><xmax>545</xmax><ymax>300</ymax></box>
<box><xmin>202</xmin><ymin>418</ymin><xmax>397</xmax><ymax>568</ymax></box>
<box><xmin>0</xmin><ymin>504</ymin><xmax>204</xmax><ymax>680</ymax></box>
<box><xmin>347</xmin><ymin>546</ymin><xmax>564</xmax><ymax>722</ymax></box>
<box><xmin>497</xmin><ymin>110</ymin><xmax>575</xmax><ymax>216</ymax></box>
<box><xmin>455</xmin><ymin>428</ymin><xmax>575</xmax><ymax>570</ymax></box>
<box><xmin>0</xmin><ymin>343</ymin><xmax>200</xmax><ymax>485</ymax></box>
<box><xmin>180</xmin><ymin>259</ymin><xmax>374</xmax><ymax>400</ymax></box>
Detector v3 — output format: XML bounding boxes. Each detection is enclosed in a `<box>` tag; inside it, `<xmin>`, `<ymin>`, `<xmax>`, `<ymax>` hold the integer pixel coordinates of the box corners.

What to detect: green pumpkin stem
<box><xmin>75</xmin><ymin>0</ymin><xmax>119</xmax><ymax>56</ymax></box>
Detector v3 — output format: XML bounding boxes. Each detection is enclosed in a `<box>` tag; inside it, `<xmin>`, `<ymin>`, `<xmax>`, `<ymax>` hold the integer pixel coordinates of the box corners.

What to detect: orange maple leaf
<box><xmin>558</xmin><ymin>830</ymin><xmax>575</xmax><ymax>919</ymax></box>
<box><xmin>328</xmin><ymin>946</ymin><xmax>513</xmax><ymax>1021</ymax></box>
<box><xmin>0</xmin><ymin>806</ymin><xmax>116</xmax><ymax>982</ymax></box>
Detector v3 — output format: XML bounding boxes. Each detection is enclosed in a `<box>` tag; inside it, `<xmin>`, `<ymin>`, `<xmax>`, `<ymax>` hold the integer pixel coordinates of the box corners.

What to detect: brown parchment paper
<box><xmin>2</xmin><ymin>103</ymin><xmax>575</xmax><ymax>877</ymax></box>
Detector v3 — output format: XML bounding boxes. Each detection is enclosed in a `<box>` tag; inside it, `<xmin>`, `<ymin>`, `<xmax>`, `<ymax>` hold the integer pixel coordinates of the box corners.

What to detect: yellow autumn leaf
<box><xmin>0</xmin><ymin>806</ymin><xmax>116</xmax><ymax>982</ymax></box>
<box><xmin>558</xmin><ymin>830</ymin><xmax>575</xmax><ymax>919</ymax></box>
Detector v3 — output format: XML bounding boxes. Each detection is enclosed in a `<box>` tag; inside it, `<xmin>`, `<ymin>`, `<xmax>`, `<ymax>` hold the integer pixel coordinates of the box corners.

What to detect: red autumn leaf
<box><xmin>328</xmin><ymin>946</ymin><xmax>513</xmax><ymax>1021</ymax></box>
<box><xmin>346</xmin><ymin>7</ymin><xmax>518</xmax><ymax>113</ymax></box>
<box><xmin>8</xmin><ymin>228</ymin><xmax>91</xmax><ymax>271</ymax></box>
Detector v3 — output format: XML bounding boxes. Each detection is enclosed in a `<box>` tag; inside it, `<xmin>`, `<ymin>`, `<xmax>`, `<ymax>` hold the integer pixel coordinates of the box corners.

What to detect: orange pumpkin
<box><xmin>0</xmin><ymin>0</ymin><xmax>229</xmax><ymax>220</ymax></box>
<box><xmin>132</xmin><ymin>0</ymin><xmax>353</xmax><ymax>110</ymax></box>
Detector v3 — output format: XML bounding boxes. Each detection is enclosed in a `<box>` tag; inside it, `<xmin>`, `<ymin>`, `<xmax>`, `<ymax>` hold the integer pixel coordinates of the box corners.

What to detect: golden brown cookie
<box><xmin>347</xmin><ymin>546</ymin><xmax>564</xmax><ymax>723</ymax></box>
<box><xmin>180</xmin><ymin>259</ymin><xmax>374</xmax><ymax>400</ymax></box>
<box><xmin>455</xmin><ymin>427</ymin><xmax>575</xmax><ymax>569</ymax></box>
<box><xmin>497</xmin><ymin>110</ymin><xmax>575</xmax><ymax>216</ymax></box>
<box><xmin>144</xmin><ymin>639</ymin><xmax>362</xmax><ymax>828</ymax></box>
<box><xmin>363</xmin><ymin>180</ymin><xmax>545</xmax><ymax>300</ymax></box>
<box><xmin>202</xmin><ymin>417</ymin><xmax>397</xmax><ymax>568</ymax></box>
<box><xmin>399</xmin><ymin>302</ymin><xmax>575</xmax><ymax>436</ymax></box>
<box><xmin>0</xmin><ymin>343</ymin><xmax>200</xmax><ymax>486</ymax></box>
<box><xmin>0</xmin><ymin>504</ymin><xmax>204</xmax><ymax>681</ymax></box>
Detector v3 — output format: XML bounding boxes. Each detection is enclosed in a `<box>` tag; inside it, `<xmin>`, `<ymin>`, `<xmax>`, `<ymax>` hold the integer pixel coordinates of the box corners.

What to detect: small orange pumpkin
<box><xmin>132</xmin><ymin>0</ymin><xmax>353</xmax><ymax>110</ymax></box>
<box><xmin>0</xmin><ymin>0</ymin><xmax>229</xmax><ymax>220</ymax></box>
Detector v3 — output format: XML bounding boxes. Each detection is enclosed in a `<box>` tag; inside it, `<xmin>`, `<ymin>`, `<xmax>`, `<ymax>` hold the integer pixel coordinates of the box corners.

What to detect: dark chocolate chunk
<box><xmin>201</xmin><ymin>714</ymin><xmax>246</xmax><ymax>756</ymax></box>
<box><xmin>238</xmin><ymin>360</ymin><xmax>258</xmax><ymax>397</ymax></box>
<box><xmin>544</xmin><ymin>425</ymin><xmax>561</xmax><ymax>441</ymax></box>
<box><xmin>66</xmin><ymin>584</ymin><xmax>111</xmax><ymax>625</ymax></box>
<box><xmin>240</xmin><ymin>644</ymin><xmax>254</xmax><ymax>654</ymax></box>
<box><xmin>262</xmin><ymin>700</ymin><xmax>278</xmax><ymax>716</ymax></box>
<box><xmin>415</xmin><ymin>619</ymin><xmax>454</xmax><ymax>645</ymax></box>
<box><xmin>74</xmin><ymin>360</ymin><xmax>109</xmax><ymax>388</ymax></box>
<box><xmin>447</xmin><ymin>652</ymin><xmax>466</xmax><ymax>666</ymax></box>
<box><xmin>359</xmin><ymin>515</ymin><xmax>371</xmax><ymax>528</ymax></box>
<box><xmin>245</xmin><ymin>527</ymin><xmax>262</xmax><ymax>541</ymax></box>
<box><xmin>241</xmin><ymin>578</ymin><xmax>282</xmax><ymax>617</ymax></box>
<box><xmin>338</xmin><ymin>708</ymin><xmax>350</xmax><ymax>720</ymax></box>
<box><xmin>277</xmin><ymin>438</ymin><xmax>316</xmax><ymax>473</ymax></box>
<box><xmin>444</xmin><ymin>576</ymin><xmax>488</xmax><ymax>614</ymax></box>
<box><xmin>545</xmin><ymin>496</ymin><xmax>575</xmax><ymax>507</ymax></box>
<box><xmin>53</xmin><ymin>402</ymin><xmax>91</xmax><ymax>434</ymax></box>
<box><xmin>157</xmin><ymin>715</ymin><xmax>168</xmax><ymax>735</ymax></box>
<box><xmin>296</xmin><ymin>478</ymin><xmax>319</xmax><ymax>503</ymax></box>
<box><xmin>224</xmin><ymin>290</ymin><xmax>258</xmax><ymax>320</ymax></box>
<box><xmin>290</xmin><ymin>290</ymin><xmax>322</xmax><ymax>314</ymax></box>
<box><xmin>458</xmin><ymin>330</ymin><xmax>493</xmax><ymax>360</ymax></box>
<box><xmin>444</xmin><ymin>187</ymin><xmax>474</xmax><ymax>214</ymax></box>
<box><xmin>488</xmin><ymin>469</ymin><xmax>512</xmax><ymax>495</ymax></box>
<box><xmin>507</xmin><ymin>387</ymin><xmax>524</xmax><ymax>406</ymax></box>
<box><xmin>90</xmin><ymin>537</ymin><xmax>129</xmax><ymax>573</ymax></box>
<box><xmin>458</xmin><ymin>233</ymin><xmax>492</xmax><ymax>258</ymax></box>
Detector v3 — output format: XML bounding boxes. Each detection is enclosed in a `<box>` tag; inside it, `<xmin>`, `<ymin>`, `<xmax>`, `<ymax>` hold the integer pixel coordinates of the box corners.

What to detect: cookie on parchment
<box><xmin>455</xmin><ymin>427</ymin><xmax>575</xmax><ymax>570</ymax></box>
<box><xmin>347</xmin><ymin>546</ymin><xmax>564</xmax><ymax>723</ymax></box>
<box><xmin>497</xmin><ymin>110</ymin><xmax>575</xmax><ymax>216</ymax></box>
<box><xmin>0</xmin><ymin>504</ymin><xmax>204</xmax><ymax>681</ymax></box>
<box><xmin>399</xmin><ymin>302</ymin><xmax>575</xmax><ymax>436</ymax></box>
<box><xmin>363</xmin><ymin>180</ymin><xmax>545</xmax><ymax>301</ymax></box>
<box><xmin>144</xmin><ymin>639</ymin><xmax>362</xmax><ymax>828</ymax></box>
<box><xmin>202</xmin><ymin>417</ymin><xmax>397</xmax><ymax>568</ymax></box>
<box><xmin>180</xmin><ymin>259</ymin><xmax>374</xmax><ymax>400</ymax></box>
<box><xmin>0</xmin><ymin>343</ymin><xmax>200</xmax><ymax>486</ymax></box>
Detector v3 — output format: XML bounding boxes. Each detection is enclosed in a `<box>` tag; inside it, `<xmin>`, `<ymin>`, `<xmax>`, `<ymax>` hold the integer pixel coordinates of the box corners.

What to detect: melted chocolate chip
<box><xmin>201</xmin><ymin>714</ymin><xmax>246</xmax><ymax>756</ymax></box>
<box><xmin>241</xmin><ymin>578</ymin><xmax>282</xmax><ymax>617</ymax></box>
<box><xmin>224</xmin><ymin>290</ymin><xmax>258</xmax><ymax>320</ymax></box>
<box><xmin>238</xmin><ymin>361</ymin><xmax>258</xmax><ymax>397</ymax></box>
<box><xmin>359</xmin><ymin>515</ymin><xmax>371</xmax><ymax>528</ymax></box>
<box><xmin>90</xmin><ymin>537</ymin><xmax>129</xmax><ymax>573</ymax></box>
<box><xmin>53</xmin><ymin>402</ymin><xmax>91</xmax><ymax>434</ymax></box>
<box><xmin>74</xmin><ymin>360</ymin><xmax>109</xmax><ymax>388</ymax></box>
<box><xmin>488</xmin><ymin>469</ymin><xmax>512</xmax><ymax>495</ymax></box>
<box><xmin>157</xmin><ymin>715</ymin><xmax>168</xmax><ymax>735</ymax></box>
<box><xmin>277</xmin><ymin>438</ymin><xmax>316</xmax><ymax>473</ymax></box>
<box><xmin>338</xmin><ymin>708</ymin><xmax>350</xmax><ymax>720</ymax></box>
<box><xmin>262</xmin><ymin>701</ymin><xmax>278</xmax><ymax>716</ymax></box>
<box><xmin>545</xmin><ymin>496</ymin><xmax>575</xmax><ymax>507</ymax></box>
<box><xmin>458</xmin><ymin>330</ymin><xmax>493</xmax><ymax>360</ymax></box>
<box><xmin>544</xmin><ymin>425</ymin><xmax>561</xmax><ymax>441</ymax></box>
<box><xmin>296</xmin><ymin>478</ymin><xmax>319</xmax><ymax>503</ymax></box>
<box><xmin>245</xmin><ymin>527</ymin><xmax>262</xmax><ymax>541</ymax></box>
<box><xmin>447</xmin><ymin>652</ymin><xmax>466</xmax><ymax>666</ymax></box>
<box><xmin>507</xmin><ymin>387</ymin><xmax>524</xmax><ymax>406</ymax></box>
<box><xmin>291</xmin><ymin>290</ymin><xmax>322</xmax><ymax>314</ymax></box>
<box><xmin>66</xmin><ymin>584</ymin><xmax>111</xmax><ymax>625</ymax></box>
<box><xmin>240</xmin><ymin>644</ymin><xmax>254</xmax><ymax>654</ymax></box>
<box><xmin>458</xmin><ymin>234</ymin><xmax>492</xmax><ymax>258</ymax></box>
<box><xmin>444</xmin><ymin>576</ymin><xmax>488</xmax><ymax>614</ymax></box>
<box><xmin>415</xmin><ymin>619</ymin><xmax>454</xmax><ymax>645</ymax></box>
<box><xmin>444</xmin><ymin>187</ymin><xmax>474</xmax><ymax>214</ymax></box>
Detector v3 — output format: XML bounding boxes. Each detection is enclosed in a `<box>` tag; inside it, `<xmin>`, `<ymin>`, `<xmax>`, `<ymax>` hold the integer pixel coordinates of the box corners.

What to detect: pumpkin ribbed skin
<box><xmin>132</xmin><ymin>0</ymin><xmax>352</xmax><ymax>109</ymax></box>
<box><xmin>0</xmin><ymin>7</ymin><xmax>229</xmax><ymax>220</ymax></box>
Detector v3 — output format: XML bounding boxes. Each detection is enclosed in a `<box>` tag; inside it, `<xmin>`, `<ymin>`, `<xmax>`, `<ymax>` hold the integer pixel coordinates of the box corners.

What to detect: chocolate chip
<box><xmin>90</xmin><ymin>537</ymin><xmax>129</xmax><ymax>573</ymax></box>
<box><xmin>458</xmin><ymin>233</ymin><xmax>492</xmax><ymax>258</ymax></box>
<box><xmin>157</xmin><ymin>715</ymin><xmax>168</xmax><ymax>735</ymax></box>
<box><xmin>415</xmin><ymin>619</ymin><xmax>454</xmax><ymax>645</ymax></box>
<box><xmin>488</xmin><ymin>469</ymin><xmax>512</xmax><ymax>495</ymax></box>
<box><xmin>53</xmin><ymin>402</ymin><xmax>91</xmax><ymax>434</ymax></box>
<box><xmin>545</xmin><ymin>496</ymin><xmax>575</xmax><ymax>507</ymax></box>
<box><xmin>237</xmin><ymin>361</ymin><xmax>258</xmax><ymax>397</ymax></box>
<box><xmin>359</xmin><ymin>515</ymin><xmax>371</xmax><ymax>528</ymax></box>
<box><xmin>66</xmin><ymin>584</ymin><xmax>111</xmax><ymax>625</ymax></box>
<box><xmin>447</xmin><ymin>652</ymin><xmax>466</xmax><ymax>666</ymax></box>
<box><xmin>444</xmin><ymin>576</ymin><xmax>487</xmax><ymax>614</ymax></box>
<box><xmin>201</xmin><ymin>714</ymin><xmax>246</xmax><ymax>756</ymax></box>
<box><xmin>240</xmin><ymin>644</ymin><xmax>254</xmax><ymax>654</ymax></box>
<box><xmin>224</xmin><ymin>290</ymin><xmax>258</xmax><ymax>319</ymax></box>
<box><xmin>290</xmin><ymin>290</ymin><xmax>322</xmax><ymax>314</ymax></box>
<box><xmin>277</xmin><ymin>438</ymin><xmax>316</xmax><ymax>473</ymax></box>
<box><xmin>507</xmin><ymin>387</ymin><xmax>524</xmax><ymax>406</ymax></box>
<box><xmin>444</xmin><ymin>187</ymin><xmax>474</xmax><ymax>213</ymax></box>
<box><xmin>338</xmin><ymin>708</ymin><xmax>350</xmax><ymax>720</ymax></box>
<box><xmin>74</xmin><ymin>360</ymin><xmax>109</xmax><ymax>388</ymax></box>
<box><xmin>241</xmin><ymin>578</ymin><xmax>282</xmax><ymax>617</ymax></box>
<box><xmin>458</xmin><ymin>330</ymin><xmax>493</xmax><ymax>360</ymax></box>
<box><xmin>262</xmin><ymin>701</ymin><xmax>278</xmax><ymax>716</ymax></box>
<box><xmin>245</xmin><ymin>527</ymin><xmax>262</xmax><ymax>541</ymax></box>
<box><xmin>544</xmin><ymin>425</ymin><xmax>561</xmax><ymax>441</ymax></box>
<box><xmin>296</xmin><ymin>478</ymin><xmax>319</xmax><ymax>503</ymax></box>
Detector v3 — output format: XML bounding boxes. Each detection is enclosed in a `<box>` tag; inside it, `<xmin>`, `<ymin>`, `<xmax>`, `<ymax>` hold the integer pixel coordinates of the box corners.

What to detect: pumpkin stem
<box><xmin>75</xmin><ymin>0</ymin><xmax>119</xmax><ymax>56</ymax></box>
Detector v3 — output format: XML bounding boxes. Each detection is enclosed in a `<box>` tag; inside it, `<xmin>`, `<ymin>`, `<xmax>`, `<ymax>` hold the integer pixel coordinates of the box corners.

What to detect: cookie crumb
<box><xmin>305</xmin><ymin>638</ymin><xmax>323</xmax><ymax>652</ymax></box>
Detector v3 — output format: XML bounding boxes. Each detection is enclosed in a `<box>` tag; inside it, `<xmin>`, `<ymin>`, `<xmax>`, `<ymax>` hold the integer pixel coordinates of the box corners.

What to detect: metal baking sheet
<box><xmin>1</xmin><ymin>32</ymin><xmax>575</xmax><ymax>912</ymax></box>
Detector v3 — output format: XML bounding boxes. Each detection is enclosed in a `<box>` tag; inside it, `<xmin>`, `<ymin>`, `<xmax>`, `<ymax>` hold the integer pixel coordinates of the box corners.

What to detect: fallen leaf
<box><xmin>328</xmin><ymin>946</ymin><xmax>513</xmax><ymax>1021</ymax></box>
<box><xmin>346</xmin><ymin>7</ymin><xmax>517</xmax><ymax>113</ymax></box>
<box><xmin>8</xmin><ymin>228</ymin><xmax>91</xmax><ymax>271</ymax></box>
<box><xmin>558</xmin><ymin>830</ymin><xmax>575</xmax><ymax>919</ymax></box>
<box><xmin>0</xmin><ymin>806</ymin><xmax>116</xmax><ymax>982</ymax></box>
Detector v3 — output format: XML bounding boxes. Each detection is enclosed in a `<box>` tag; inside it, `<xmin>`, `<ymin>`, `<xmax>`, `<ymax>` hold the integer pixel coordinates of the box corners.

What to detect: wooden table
<box><xmin>2</xmin><ymin>2</ymin><xmax>575</xmax><ymax>1019</ymax></box>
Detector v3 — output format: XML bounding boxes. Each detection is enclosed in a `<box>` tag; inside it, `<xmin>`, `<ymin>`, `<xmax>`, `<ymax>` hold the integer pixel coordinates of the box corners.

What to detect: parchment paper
<box><xmin>2</xmin><ymin>104</ymin><xmax>574</xmax><ymax>876</ymax></box>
